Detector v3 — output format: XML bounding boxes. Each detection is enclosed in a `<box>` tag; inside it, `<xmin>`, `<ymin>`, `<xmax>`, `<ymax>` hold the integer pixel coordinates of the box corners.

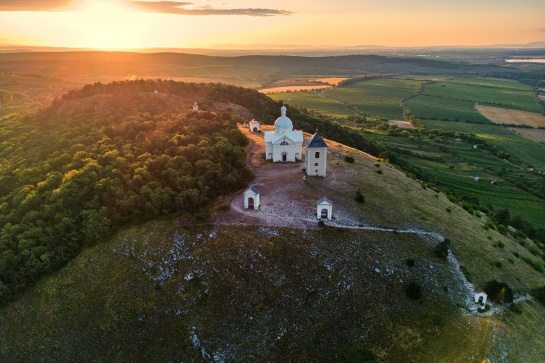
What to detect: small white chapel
<box><xmin>264</xmin><ymin>105</ymin><xmax>303</xmax><ymax>162</ymax></box>
<box><xmin>306</xmin><ymin>132</ymin><xmax>328</xmax><ymax>177</ymax></box>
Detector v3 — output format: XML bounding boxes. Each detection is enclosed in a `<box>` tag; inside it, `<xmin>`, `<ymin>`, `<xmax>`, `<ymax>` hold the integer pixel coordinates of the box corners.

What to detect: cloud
<box><xmin>538</xmin><ymin>28</ymin><xmax>545</xmax><ymax>32</ymax></box>
<box><xmin>128</xmin><ymin>1</ymin><xmax>292</xmax><ymax>16</ymax></box>
<box><xmin>0</xmin><ymin>0</ymin><xmax>74</xmax><ymax>11</ymax></box>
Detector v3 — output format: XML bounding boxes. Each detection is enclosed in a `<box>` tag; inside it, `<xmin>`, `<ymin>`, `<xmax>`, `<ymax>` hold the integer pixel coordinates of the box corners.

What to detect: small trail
<box><xmin>219</xmin><ymin>126</ymin><xmax>535</xmax><ymax>317</ymax></box>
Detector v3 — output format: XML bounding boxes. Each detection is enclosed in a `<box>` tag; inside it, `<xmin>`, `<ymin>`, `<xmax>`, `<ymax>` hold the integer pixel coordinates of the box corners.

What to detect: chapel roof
<box><xmin>264</xmin><ymin>129</ymin><xmax>304</xmax><ymax>143</ymax></box>
<box><xmin>316</xmin><ymin>197</ymin><xmax>333</xmax><ymax>206</ymax></box>
<box><xmin>307</xmin><ymin>132</ymin><xmax>328</xmax><ymax>148</ymax></box>
<box><xmin>274</xmin><ymin>105</ymin><xmax>293</xmax><ymax>132</ymax></box>
<box><xmin>245</xmin><ymin>186</ymin><xmax>260</xmax><ymax>194</ymax></box>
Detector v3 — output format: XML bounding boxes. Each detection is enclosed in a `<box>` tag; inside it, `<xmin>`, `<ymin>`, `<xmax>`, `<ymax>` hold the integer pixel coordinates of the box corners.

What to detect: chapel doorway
<box><xmin>248</xmin><ymin>197</ymin><xmax>255</xmax><ymax>209</ymax></box>
<box><xmin>282</xmin><ymin>153</ymin><xmax>287</xmax><ymax>162</ymax></box>
<box><xmin>321</xmin><ymin>208</ymin><xmax>329</xmax><ymax>219</ymax></box>
<box><xmin>253</xmin><ymin>127</ymin><xmax>258</xmax><ymax>132</ymax></box>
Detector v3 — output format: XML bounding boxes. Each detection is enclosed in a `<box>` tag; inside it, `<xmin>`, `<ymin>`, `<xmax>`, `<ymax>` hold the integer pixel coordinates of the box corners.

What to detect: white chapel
<box><xmin>306</xmin><ymin>132</ymin><xmax>328</xmax><ymax>177</ymax></box>
<box><xmin>264</xmin><ymin>105</ymin><xmax>303</xmax><ymax>162</ymax></box>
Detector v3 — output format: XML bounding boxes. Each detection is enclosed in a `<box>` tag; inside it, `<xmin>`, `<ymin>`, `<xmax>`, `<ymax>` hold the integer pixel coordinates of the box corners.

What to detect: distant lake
<box><xmin>506</xmin><ymin>58</ymin><xmax>545</xmax><ymax>63</ymax></box>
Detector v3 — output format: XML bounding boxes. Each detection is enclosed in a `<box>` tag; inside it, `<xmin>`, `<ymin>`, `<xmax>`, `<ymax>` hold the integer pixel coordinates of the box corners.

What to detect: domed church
<box><xmin>264</xmin><ymin>105</ymin><xmax>303</xmax><ymax>162</ymax></box>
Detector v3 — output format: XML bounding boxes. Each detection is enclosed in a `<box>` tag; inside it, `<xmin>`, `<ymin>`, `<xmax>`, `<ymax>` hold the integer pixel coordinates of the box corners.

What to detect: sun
<box><xmin>61</xmin><ymin>0</ymin><xmax>158</xmax><ymax>50</ymax></box>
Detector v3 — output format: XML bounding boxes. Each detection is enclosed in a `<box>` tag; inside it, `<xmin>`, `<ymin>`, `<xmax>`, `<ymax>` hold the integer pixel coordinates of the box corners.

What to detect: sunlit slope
<box><xmin>1</xmin><ymin>134</ymin><xmax>544</xmax><ymax>362</ymax></box>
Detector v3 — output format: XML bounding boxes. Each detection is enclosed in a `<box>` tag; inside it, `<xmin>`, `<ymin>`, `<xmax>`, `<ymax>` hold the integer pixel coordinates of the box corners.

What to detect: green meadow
<box><xmin>420</xmin><ymin>119</ymin><xmax>545</xmax><ymax>169</ymax></box>
<box><xmin>269</xmin><ymin>90</ymin><xmax>355</xmax><ymax>118</ymax></box>
<box><xmin>325</xmin><ymin>78</ymin><xmax>425</xmax><ymax>120</ymax></box>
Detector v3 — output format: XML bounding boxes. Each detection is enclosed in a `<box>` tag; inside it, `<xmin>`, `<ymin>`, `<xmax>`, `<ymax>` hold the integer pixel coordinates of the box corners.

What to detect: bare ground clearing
<box><xmin>508</xmin><ymin>127</ymin><xmax>545</xmax><ymax>143</ymax></box>
<box><xmin>259</xmin><ymin>85</ymin><xmax>331</xmax><ymax>94</ymax></box>
<box><xmin>388</xmin><ymin>120</ymin><xmax>416</xmax><ymax>129</ymax></box>
<box><xmin>476</xmin><ymin>104</ymin><xmax>545</xmax><ymax>127</ymax></box>
<box><xmin>211</xmin><ymin>125</ymin><xmax>538</xmax><ymax>316</ymax></box>
<box><xmin>308</xmin><ymin>77</ymin><xmax>349</xmax><ymax>85</ymax></box>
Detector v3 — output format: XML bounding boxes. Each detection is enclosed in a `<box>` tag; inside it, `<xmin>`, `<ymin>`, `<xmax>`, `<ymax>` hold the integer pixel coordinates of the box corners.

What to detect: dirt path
<box><xmin>212</xmin><ymin>125</ymin><xmax>529</xmax><ymax>316</ymax></box>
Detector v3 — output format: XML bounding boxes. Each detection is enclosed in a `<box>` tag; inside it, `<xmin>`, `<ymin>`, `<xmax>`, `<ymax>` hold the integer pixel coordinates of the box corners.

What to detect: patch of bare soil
<box><xmin>388</xmin><ymin>120</ymin><xmax>415</xmax><ymax>129</ymax></box>
<box><xmin>507</xmin><ymin>127</ymin><xmax>545</xmax><ymax>143</ymax></box>
<box><xmin>476</xmin><ymin>104</ymin><xmax>545</xmax><ymax>128</ymax></box>
<box><xmin>308</xmin><ymin>77</ymin><xmax>349</xmax><ymax>86</ymax></box>
<box><xmin>259</xmin><ymin>85</ymin><xmax>331</xmax><ymax>94</ymax></box>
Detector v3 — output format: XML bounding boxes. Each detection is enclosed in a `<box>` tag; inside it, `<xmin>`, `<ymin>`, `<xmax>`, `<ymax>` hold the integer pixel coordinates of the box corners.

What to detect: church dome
<box><xmin>274</xmin><ymin>105</ymin><xmax>293</xmax><ymax>133</ymax></box>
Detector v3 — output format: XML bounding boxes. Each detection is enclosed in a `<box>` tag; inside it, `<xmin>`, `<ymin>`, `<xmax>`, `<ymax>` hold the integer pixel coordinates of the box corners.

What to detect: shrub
<box><xmin>446</xmin><ymin>207</ymin><xmax>452</xmax><ymax>213</ymax></box>
<box><xmin>406</xmin><ymin>281</ymin><xmax>422</xmax><ymax>300</ymax></box>
<box><xmin>344</xmin><ymin>348</ymin><xmax>376</xmax><ymax>362</ymax></box>
<box><xmin>318</xmin><ymin>220</ymin><xmax>325</xmax><ymax>227</ymax></box>
<box><xmin>434</xmin><ymin>239</ymin><xmax>451</xmax><ymax>259</ymax></box>
<box><xmin>509</xmin><ymin>303</ymin><xmax>523</xmax><ymax>314</ymax></box>
<box><xmin>484</xmin><ymin>280</ymin><xmax>514</xmax><ymax>304</ymax></box>
<box><xmin>521</xmin><ymin>256</ymin><xmax>545</xmax><ymax>273</ymax></box>
<box><xmin>355</xmin><ymin>189</ymin><xmax>365</xmax><ymax>203</ymax></box>
<box><xmin>530</xmin><ymin>286</ymin><xmax>545</xmax><ymax>305</ymax></box>
<box><xmin>406</xmin><ymin>258</ymin><xmax>415</xmax><ymax>267</ymax></box>
<box><xmin>344</xmin><ymin>155</ymin><xmax>355</xmax><ymax>163</ymax></box>
<box><xmin>432</xmin><ymin>314</ymin><xmax>445</xmax><ymax>327</ymax></box>
<box><xmin>376</xmin><ymin>169</ymin><xmax>383</xmax><ymax>174</ymax></box>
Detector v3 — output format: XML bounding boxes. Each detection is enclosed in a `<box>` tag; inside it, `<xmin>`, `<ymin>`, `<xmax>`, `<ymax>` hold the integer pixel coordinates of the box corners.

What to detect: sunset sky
<box><xmin>0</xmin><ymin>0</ymin><xmax>543</xmax><ymax>50</ymax></box>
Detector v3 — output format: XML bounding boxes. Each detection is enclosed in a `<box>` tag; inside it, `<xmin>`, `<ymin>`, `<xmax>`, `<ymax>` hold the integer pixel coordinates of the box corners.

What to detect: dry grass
<box><xmin>508</xmin><ymin>127</ymin><xmax>545</xmax><ymax>143</ymax></box>
<box><xmin>229</xmin><ymin>126</ymin><xmax>544</xmax><ymax>291</ymax></box>
<box><xmin>258</xmin><ymin>78</ymin><xmax>343</xmax><ymax>94</ymax></box>
<box><xmin>260</xmin><ymin>85</ymin><xmax>331</xmax><ymax>94</ymax></box>
<box><xmin>388</xmin><ymin>120</ymin><xmax>416</xmax><ymax>129</ymax></box>
<box><xmin>476</xmin><ymin>105</ymin><xmax>545</xmax><ymax>128</ymax></box>
<box><xmin>309</xmin><ymin>77</ymin><xmax>349</xmax><ymax>85</ymax></box>
<box><xmin>2</xmin><ymin>124</ymin><xmax>544</xmax><ymax>362</ymax></box>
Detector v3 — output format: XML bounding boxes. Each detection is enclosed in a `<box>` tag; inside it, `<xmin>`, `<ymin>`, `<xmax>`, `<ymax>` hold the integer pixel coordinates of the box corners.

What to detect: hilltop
<box><xmin>0</xmin><ymin>80</ymin><xmax>544</xmax><ymax>362</ymax></box>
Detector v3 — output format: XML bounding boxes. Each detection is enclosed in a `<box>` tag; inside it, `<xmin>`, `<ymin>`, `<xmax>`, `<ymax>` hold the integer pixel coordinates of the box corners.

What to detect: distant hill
<box><xmin>0</xmin><ymin>51</ymin><xmax>512</xmax><ymax>79</ymax></box>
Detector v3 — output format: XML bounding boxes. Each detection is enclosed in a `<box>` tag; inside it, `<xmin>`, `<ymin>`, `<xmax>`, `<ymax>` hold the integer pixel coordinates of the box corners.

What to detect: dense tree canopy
<box><xmin>0</xmin><ymin>80</ymin><xmax>254</xmax><ymax>303</ymax></box>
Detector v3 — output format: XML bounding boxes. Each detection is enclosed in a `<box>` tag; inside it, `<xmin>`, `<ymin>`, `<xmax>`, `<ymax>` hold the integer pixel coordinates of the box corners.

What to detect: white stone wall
<box><xmin>316</xmin><ymin>203</ymin><xmax>332</xmax><ymax>220</ymax></box>
<box><xmin>306</xmin><ymin>146</ymin><xmax>327</xmax><ymax>177</ymax></box>
<box><xmin>244</xmin><ymin>189</ymin><xmax>260</xmax><ymax>210</ymax></box>
<box><xmin>271</xmin><ymin>142</ymin><xmax>302</xmax><ymax>162</ymax></box>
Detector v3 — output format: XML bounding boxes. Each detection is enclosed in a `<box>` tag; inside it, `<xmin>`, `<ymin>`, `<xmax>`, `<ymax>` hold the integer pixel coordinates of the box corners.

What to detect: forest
<box><xmin>0</xmin><ymin>80</ymin><xmax>255</xmax><ymax>303</ymax></box>
<box><xmin>1</xmin><ymin>78</ymin><xmax>543</xmax><ymax>305</ymax></box>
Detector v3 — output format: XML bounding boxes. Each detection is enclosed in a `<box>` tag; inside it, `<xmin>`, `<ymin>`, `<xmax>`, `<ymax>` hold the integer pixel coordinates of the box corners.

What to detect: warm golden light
<box><xmin>60</xmin><ymin>0</ymin><xmax>157</xmax><ymax>50</ymax></box>
<box><xmin>0</xmin><ymin>0</ymin><xmax>543</xmax><ymax>49</ymax></box>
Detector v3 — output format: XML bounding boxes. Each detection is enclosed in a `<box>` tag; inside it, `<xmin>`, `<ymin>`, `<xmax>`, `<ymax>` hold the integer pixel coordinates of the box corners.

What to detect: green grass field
<box><xmin>269</xmin><ymin>91</ymin><xmax>356</xmax><ymax>118</ymax></box>
<box><xmin>406</xmin><ymin>77</ymin><xmax>542</xmax><ymax>123</ymax></box>
<box><xmin>369</xmin><ymin>132</ymin><xmax>544</xmax><ymax>226</ymax></box>
<box><xmin>324</xmin><ymin>78</ymin><xmax>425</xmax><ymax>120</ymax></box>
<box><xmin>271</xmin><ymin>78</ymin><xmax>426</xmax><ymax>120</ymax></box>
<box><xmin>423</xmin><ymin>80</ymin><xmax>540</xmax><ymax>113</ymax></box>
<box><xmin>406</xmin><ymin>94</ymin><xmax>492</xmax><ymax>123</ymax></box>
<box><xmin>270</xmin><ymin>75</ymin><xmax>544</xmax><ymax>228</ymax></box>
<box><xmin>420</xmin><ymin>119</ymin><xmax>545</xmax><ymax>169</ymax></box>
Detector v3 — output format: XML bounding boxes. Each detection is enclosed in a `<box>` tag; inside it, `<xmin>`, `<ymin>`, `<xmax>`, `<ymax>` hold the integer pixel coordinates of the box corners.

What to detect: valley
<box><xmin>0</xmin><ymin>52</ymin><xmax>544</xmax><ymax>362</ymax></box>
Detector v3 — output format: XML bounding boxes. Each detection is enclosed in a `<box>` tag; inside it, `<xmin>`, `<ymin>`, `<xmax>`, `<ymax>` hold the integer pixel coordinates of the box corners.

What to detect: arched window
<box><xmin>280</xmin><ymin>141</ymin><xmax>289</xmax><ymax>145</ymax></box>
<box><xmin>315</xmin><ymin>151</ymin><xmax>320</xmax><ymax>158</ymax></box>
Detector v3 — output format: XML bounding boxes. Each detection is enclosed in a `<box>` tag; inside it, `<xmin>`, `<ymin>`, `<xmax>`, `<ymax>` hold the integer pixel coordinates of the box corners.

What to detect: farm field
<box><xmin>272</xmin><ymin>78</ymin><xmax>425</xmax><ymax>120</ymax></box>
<box><xmin>421</xmin><ymin>79</ymin><xmax>541</xmax><ymax>113</ymax></box>
<box><xmin>269</xmin><ymin>91</ymin><xmax>356</xmax><ymax>118</ymax></box>
<box><xmin>377</xmin><ymin>134</ymin><xmax>544</xmax><ymax>226</ymax></box>
<box><xmin>324</xmin><ymin>78</ymin><xmax>425</xmax><ymax>120</ymax></box>
<box><xmin>419</xmin><ymin>119</ymin><xmax>545</xmax><ymax>170</ymax></box>
<box><xmin>406</xmin><ymin>94</ymin><xmax>491</xmax><ymax>123</ymax></box>
<box><xmin>508</xmin><ymin>127</ymin><xmax>545</xmax><ymax>143</ymax></box>
<box><xmin>271</xmin><ymin>75</ymin><xmax>545</xmax><ymax>228</ymax></box>
<box><xmin>406</xmin><ymin>76</ymin><xmax>543</xmax><ymax>123</ymax></box>
<box><xmin>258</xmin><ymin>78</ymin><xmax>332</xmax><ymax>94</ymax></box>
<box><xmin>308</xmin><ymin>77</ymin><xmax>348</xmax><ymax>85</ymax></box>
<box><xmin>476</xmin><ymin>105</ymin><xmax>545</xmax><ymax>128</ymax></box>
